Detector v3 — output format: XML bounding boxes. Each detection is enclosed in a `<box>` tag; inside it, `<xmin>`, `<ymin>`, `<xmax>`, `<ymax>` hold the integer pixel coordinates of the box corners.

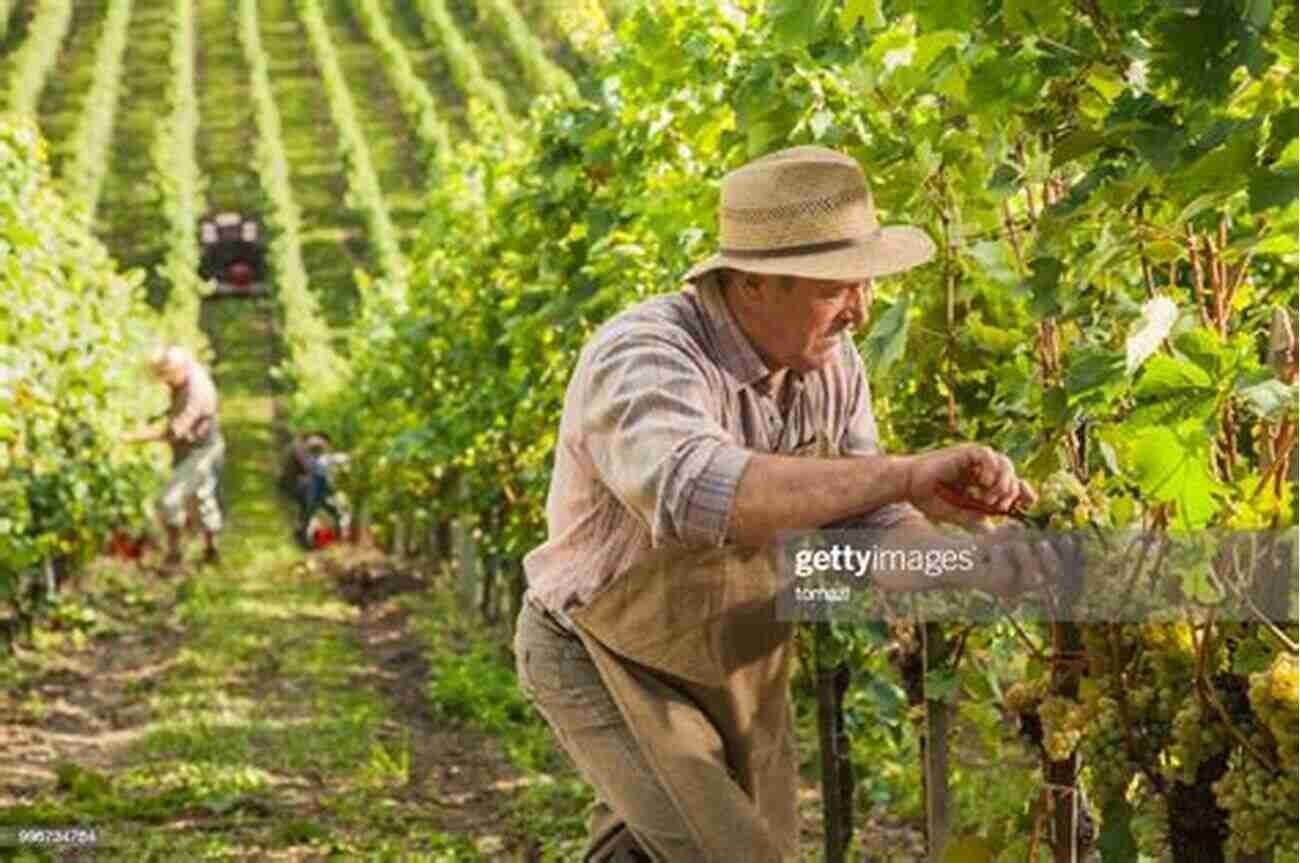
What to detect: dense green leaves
<box><xmin>0</xmin><ymin>115</ymin><xmax>163</xmax><ymax>579</ymax></box>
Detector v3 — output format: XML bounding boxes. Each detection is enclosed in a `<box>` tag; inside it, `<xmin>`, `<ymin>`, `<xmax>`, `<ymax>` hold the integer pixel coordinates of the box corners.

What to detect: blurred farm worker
<box><xmin>289</xmin><ymin>432</ymin><xmax>349</xmax><ymax>548</ymax></box>
<box><xmin>514</xmin><ymin>147</ymin><xmax>1072</xmax><ymax>862</ymax></box>
<box><xmin>124</xmin><ymin>346</ymin><xmax>225</xmax><ymax>569</ymax></box>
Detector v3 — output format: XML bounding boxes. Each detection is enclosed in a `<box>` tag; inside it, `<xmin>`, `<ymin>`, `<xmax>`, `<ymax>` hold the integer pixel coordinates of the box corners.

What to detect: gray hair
<box><xmin>147</xmin><ymin>345</ymin><xmax>190</xmax><ymax>376</ymax></box>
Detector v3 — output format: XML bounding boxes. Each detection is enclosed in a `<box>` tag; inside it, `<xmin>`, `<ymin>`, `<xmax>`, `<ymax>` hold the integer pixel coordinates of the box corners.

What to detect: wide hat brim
<box><xmin>684</xmin><ymin>224</ymin><xmax>936</xmax><ymax>283</ymax></box>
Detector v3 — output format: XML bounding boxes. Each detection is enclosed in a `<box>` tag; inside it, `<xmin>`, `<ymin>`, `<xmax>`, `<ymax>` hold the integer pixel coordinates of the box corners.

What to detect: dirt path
<box><xmin>0</xmin><ymin>298</ymin><xmax>529</xmax><ymax>861</ymax></box>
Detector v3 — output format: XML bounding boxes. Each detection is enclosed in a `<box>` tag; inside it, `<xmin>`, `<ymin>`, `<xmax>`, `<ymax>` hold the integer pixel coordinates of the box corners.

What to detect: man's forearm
<box><xmin>862</xmin><ymin>518</ymin><xmax>982</xmax><ymax>593</ymax></box>
<box><xmin>728</xmin><ymin>452</ymin><xmax>913</xmax><ymax>547</ymax></box>
<box><xmin>125</xmin><ymin>424</ymin><xmax>166</xmax><ymax>443</ymax></box>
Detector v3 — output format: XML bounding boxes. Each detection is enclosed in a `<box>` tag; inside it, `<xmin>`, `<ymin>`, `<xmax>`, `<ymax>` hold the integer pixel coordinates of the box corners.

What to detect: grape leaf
<box><xmin>840</xmin><ymin>0</ymin><xmax>884</xmax><ymax>31</ymax></box>
<box><xmin>1172</xmin><ymin>328</ymin><xmax>1226</xmax><ymax>377</ymax></box>
<box><xmin>1051</xmin><ymin>128</ymin><xmax>1108</xmax><ymax>169</ymax></box>
<box><xmin>860</xmin><ymin>294</ymin><xmax>911</xmax><ymax>380</ymax></box>
<box><xmin>1025</xmin><ymin>256</ymin><xmax>1063</xmax><ymax>317</ymax></box>
<box><xmin>1248</xmin><ymin>167</ymin><xmax>1299</xmax><ymax>212</ymax></box>
<box><xmin>1065</xmin><ymin>349</ymin><xmax>1126</xmax><ymax>401</ymax></box>
<box><xmin>969</xmin><ymin>241</ymin><xmax>1020</xmax><ymax>286</ymax></box>
<box><xmin>1167</xmin><ymin>127</ymin><xmax>1260</xmax><ymax>203</ymax></box>
<box><xmin>766</xmin><ymin>0</ymin><xmax>834</xmax><ymax>47</ymax></box>
<box><xmin>1043</xmin><ymin>385</ymin><xmax>1070</xmax><ymax>427</ymax></box>
<box><xmin>924</xmin><ymin>668</ymin><xmax>960</xmax><ymax>703</ymax></box>
<box><xmin>1124</xmin><ymin>297</ymin><xmax>1179</xmax><ymax>374</ymax></box>
<box><xmin>1130</xmin><ymin>425</ymin><xmax>1219</xmax><ymax>528</ymax></box>
<box><xmin>1236</xmin><ymin>379</ymin><xmax>1299</xmax><ymax>422</ymax></box>
<box><xmin>1134</xmin><ymin>355</ymin><xmax>1213</xmax><ymax>398</ymax></box>
<box><xmin>1130</xmin><ymin>355</ymin><xmax>1219</xmax><ymax>426</ymax></box>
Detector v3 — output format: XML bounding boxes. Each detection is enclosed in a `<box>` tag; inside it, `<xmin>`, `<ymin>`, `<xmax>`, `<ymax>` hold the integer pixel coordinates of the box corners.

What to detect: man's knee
<box><xmin>157</xmin><ymin>488</ymin><xmax>187</xmax><ymax>526</ymax></box>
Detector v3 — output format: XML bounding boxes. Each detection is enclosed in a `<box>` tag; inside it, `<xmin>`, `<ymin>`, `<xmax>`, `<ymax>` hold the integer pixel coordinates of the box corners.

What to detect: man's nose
<box><xmin>844</xmin><ymin>282</ymin><xmax>869</xmax><ymax>329</ymax></box>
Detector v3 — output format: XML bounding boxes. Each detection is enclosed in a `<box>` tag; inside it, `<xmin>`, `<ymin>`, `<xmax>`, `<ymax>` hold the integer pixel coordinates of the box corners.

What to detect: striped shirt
<box><xmin>523</xmin><ymin>274</ymin><xmax>919</xmax><ymax>623</ymax></box>
<box><xmin>166</xmin><ymin>360</ymin><xmax>220</xmax><ymax>462</ymax></box>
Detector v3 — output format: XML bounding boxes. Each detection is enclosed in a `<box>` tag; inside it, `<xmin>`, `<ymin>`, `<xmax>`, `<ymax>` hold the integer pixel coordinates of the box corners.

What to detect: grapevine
<box><xmin>0</xmin><ymin>114</ymin><xmax>162</xmax><ymax>608</ymax></box>
<box><xmin>474</xmin><ymin>0</ymin><xmax>578</xmax><ymax>100</ymax></box>
<box><xmin>352</xmin><ymin>0</ymin><xmax>453</xmax><ymax>171</ymax></box>
<box><xmin>59</xmin><ymin>0</ymin><xmax>132</xmax><ymax>216</ymax></box>
<box><xmin>410</xmin><ymin>0</ymin><xmax>516</xmax><ymax>137</ymax></box>
<box><xmin>293</xmin><ymin>0</ymin><xmax>407</xmax><ymax>301</ymax></box>
<box><xmin>237</xmin><ymin>0</ymin><xmax>346</xmax><ymax>405</ymax></box>
<box><xmin>2</xmin><ymin>0</ymin><xmax>73</xmax><ymax>116</ymax></box>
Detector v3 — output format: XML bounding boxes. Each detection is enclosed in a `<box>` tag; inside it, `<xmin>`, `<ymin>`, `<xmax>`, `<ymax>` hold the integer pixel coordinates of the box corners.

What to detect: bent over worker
<box><xmin>514</xmin><ymin>147</ymin><xmax>1071</xmax><ymax>862</ymax></box>
<box><xmin>125</xmin><ymin>346</ymin><xmax>225</xmax><ymax>569</ymax></box>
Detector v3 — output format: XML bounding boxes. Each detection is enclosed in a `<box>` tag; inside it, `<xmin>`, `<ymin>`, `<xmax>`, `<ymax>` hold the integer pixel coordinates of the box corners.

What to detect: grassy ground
<box><xmin>0</xmin><ymin>298</ymin><xmax>523</xmax><ymax>861</ymax></box>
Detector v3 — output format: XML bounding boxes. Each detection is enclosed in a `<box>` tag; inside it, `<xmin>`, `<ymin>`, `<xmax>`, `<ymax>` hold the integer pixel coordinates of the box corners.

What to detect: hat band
<box><xmin>719</xmin><ymin>233</ymin><xmax>876</xmax><ymax>259</ymax></box>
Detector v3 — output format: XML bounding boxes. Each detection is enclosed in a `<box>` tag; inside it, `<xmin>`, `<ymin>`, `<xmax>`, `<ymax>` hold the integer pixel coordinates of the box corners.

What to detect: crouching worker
<box><xmin>124</xmin><ymin>346</ymin><xmax>225</xmax><ymax>570</ymax></box>
<box><xmin>515</xmin><ymin>147</ymin><xmax>1072</xmax><ymax>862</ymax></box>
<box><xmin>289</xmin><ymin>432</ymin><xmax>348</xmax><ymax>548</ymax></box>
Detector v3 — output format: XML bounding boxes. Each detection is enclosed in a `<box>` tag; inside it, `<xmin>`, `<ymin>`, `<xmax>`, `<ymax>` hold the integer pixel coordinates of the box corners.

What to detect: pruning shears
<box><xmin>935</xmin><ymin>482</ymin><xmax>1052</xmax><ymax>530</ymax></box>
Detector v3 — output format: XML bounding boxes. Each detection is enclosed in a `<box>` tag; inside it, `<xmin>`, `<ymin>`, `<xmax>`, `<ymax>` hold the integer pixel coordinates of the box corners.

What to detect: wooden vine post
<box><xmin>887</xmin><ymin>621</ymin><xmax>956</xmax><ymax>863</ymax></box>
<box><xmin>813</xmin><ymin>621</ymin><xmax>855</xmax><ymax>862</ymax></box>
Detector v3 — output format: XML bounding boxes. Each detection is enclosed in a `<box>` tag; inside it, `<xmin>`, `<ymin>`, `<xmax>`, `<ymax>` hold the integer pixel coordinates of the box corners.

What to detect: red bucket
<box><xmin>312</xmin><ymin>527</ymin><xmax>337</xmax><ymax>549</ymax></box>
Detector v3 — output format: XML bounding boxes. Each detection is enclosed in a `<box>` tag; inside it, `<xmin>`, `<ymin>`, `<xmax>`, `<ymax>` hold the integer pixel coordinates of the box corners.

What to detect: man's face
<box><xmin>159</xmin><ymin>363</ymin><xmax>188</xmax><ymax>388</ymax></box>
<box><xmin>741</xmin><ymin>275</ymin><xmax>873</xmax><ymax>373</ymax></box>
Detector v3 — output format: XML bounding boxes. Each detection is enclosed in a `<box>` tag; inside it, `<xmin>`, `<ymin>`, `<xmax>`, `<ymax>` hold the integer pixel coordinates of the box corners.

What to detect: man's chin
<box><xmin>794</xmin><ymin>349</ymin><xmax>837</xmax><ymax>372</ymax></box>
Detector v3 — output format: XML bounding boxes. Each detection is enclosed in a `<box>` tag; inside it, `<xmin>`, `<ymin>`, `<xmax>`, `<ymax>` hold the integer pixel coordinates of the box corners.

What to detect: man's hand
<box><xmin>904</xmin><ymin>444</ymin><xmax>1036</xmax><ymax>524</ymax></box>
<box><xmin>966</xmin><ymin>525</ymin><xmax>1073</xmax><ymax>600</ymax></box>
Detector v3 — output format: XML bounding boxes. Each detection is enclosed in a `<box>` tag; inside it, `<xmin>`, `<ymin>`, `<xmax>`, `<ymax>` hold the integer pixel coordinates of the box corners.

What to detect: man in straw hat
<box><xmin>514</xmin><ymin>146</ymin><xmax>1067</xmax><ymax>861</ymax></box>
<box><xmin>124</xmin><ymin>346</ymin><xmax>225</xmax><ymax>570</ymax></box>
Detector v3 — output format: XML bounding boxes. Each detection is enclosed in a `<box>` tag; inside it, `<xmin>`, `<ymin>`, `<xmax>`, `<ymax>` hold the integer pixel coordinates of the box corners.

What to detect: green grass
<box><xmin>401</xmin><ymin>584</ymin><xmax>593</xmax><ymax>859</ymax></box>
<box><xmin>0</xmin><ymin>294</ymin><xmax>483</xmax><ymax>860</ymax></box>
<box><xmin>507</xmin><ymin>776</ymin><xmax>594</xmax><ymax>862</ymax></box>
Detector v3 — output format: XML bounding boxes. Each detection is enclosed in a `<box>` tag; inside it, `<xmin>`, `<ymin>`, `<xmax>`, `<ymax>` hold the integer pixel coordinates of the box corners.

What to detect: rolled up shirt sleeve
<box><xmin>838</xmin><ymin>343</ymin><xmax>925</xmax><ymax>530</ymax></box>
<box><xmin>581</xmin><ymin>333</ymin><xmax>752</xmax><ymax>549</ymax></box>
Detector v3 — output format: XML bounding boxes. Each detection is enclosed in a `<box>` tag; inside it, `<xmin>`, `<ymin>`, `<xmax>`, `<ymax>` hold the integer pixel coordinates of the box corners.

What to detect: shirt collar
<box><xmin>690</xmin><ymin>274</ymin><xmax>772</xmax><ymax>391</ymax></box>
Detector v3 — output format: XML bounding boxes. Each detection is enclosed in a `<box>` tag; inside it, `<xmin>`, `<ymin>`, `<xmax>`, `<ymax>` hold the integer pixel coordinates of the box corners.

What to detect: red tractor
<box><xmin>199</xmin><ymin>212</ymin><xmax>266</xmax><ymax>296</ymax></box>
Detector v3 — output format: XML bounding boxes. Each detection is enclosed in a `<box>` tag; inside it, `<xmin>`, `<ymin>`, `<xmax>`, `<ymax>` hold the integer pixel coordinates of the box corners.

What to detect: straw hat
<box><xmin>684</xmin><ymin>146</ymin><xmax>935</xmax><ymax>283</ymax></box>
